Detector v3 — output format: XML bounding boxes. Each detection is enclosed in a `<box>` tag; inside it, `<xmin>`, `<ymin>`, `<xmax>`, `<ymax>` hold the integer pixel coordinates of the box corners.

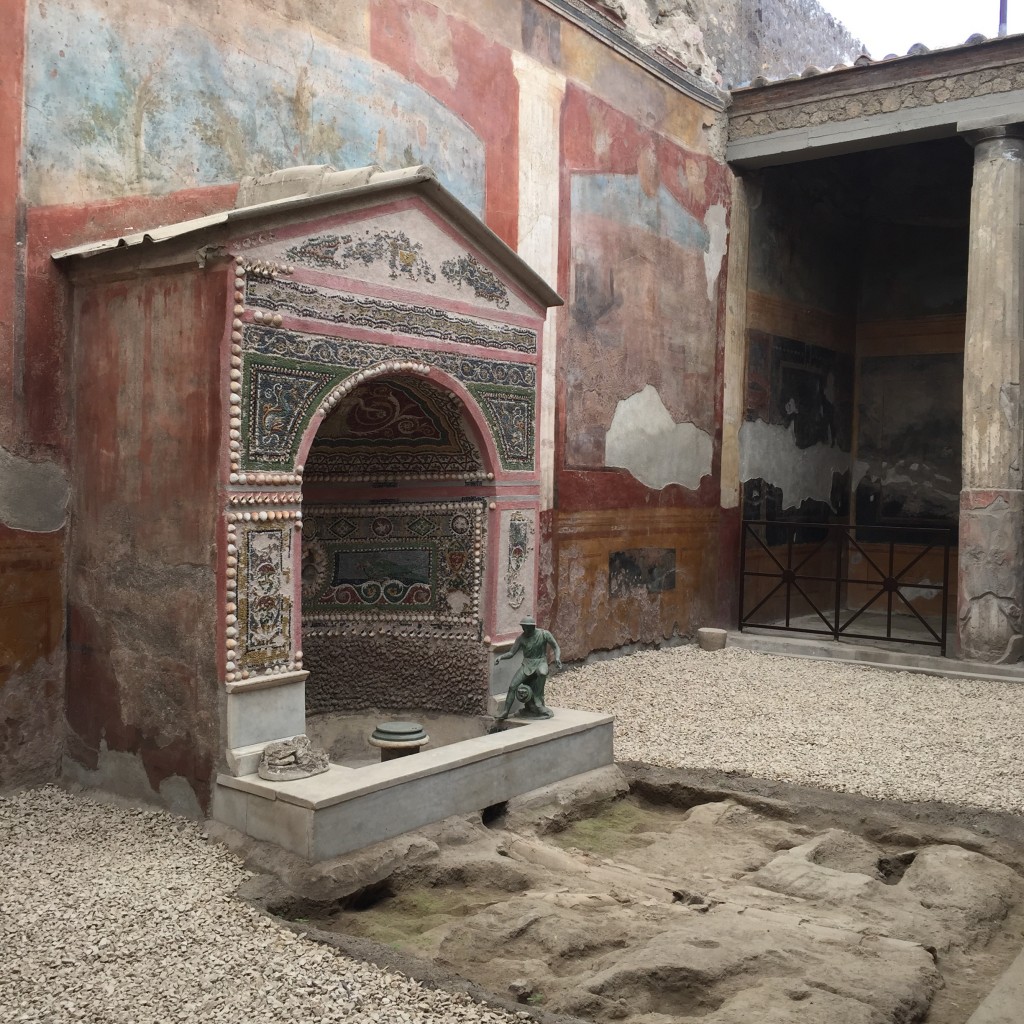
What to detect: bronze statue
<box><xmin>494</xmin><ymin>618</ymin><xmax>562</xmax><ymax>721</ymax></box>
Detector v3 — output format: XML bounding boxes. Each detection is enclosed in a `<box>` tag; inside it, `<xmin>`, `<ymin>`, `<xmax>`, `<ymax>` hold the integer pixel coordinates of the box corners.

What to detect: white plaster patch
<box><xmin>0</xmin><ymin>445</ymin><xmax>70</xmax><ymax>532</ymax></box>
<box><xmin>62</xmin><ymin>743</ymin><xmax>203</xmax><ymax>819</ymax></box>
<box><xmin>615</xmin><ymin>0</ymin><xmax>717</xmax><ymax>78</ymax></box>
<box><xmin>739</xmin><ymin>420</ymin><xmax>850</xmax><ymax>510</ymax></box>
<box><xmin>703</xmin><ymin>203</ymin><xmax>728</xmax><ymax>300</ymax></box>
<box><xmin>910</xmin><ymin>580</ymin><xmax>943</xmax><ymax>601</ymax></box>
<box><xmin>512</xmin><ymin>53</ymin><xmax>565</xmax><ymax>513</ymax></box>
<box><xmin>1000</xmin><ymin>381</ymin><xmax>1019</xmax><ymax>430</ymax></box>
<box><xmin>605</xmin><ymin>386</ymin><xmax>713</xmax><ymax>491</ymax></box>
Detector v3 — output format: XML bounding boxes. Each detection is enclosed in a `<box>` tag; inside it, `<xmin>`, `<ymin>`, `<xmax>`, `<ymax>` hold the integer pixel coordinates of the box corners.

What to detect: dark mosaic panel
<box><xmin>246</xmin><ymin>363</ymin><xmax>335</xmax><ymax>467</ymax></box>
<box><xmin>301</xmin><ymin>500</ymin><xmax>485</xmax><ymax>626</ymax></box>
<box><xmin>305</xmin><ymin>377</ymin><xmax>484</xmax><ymax>479</ymax></box>
<box><xmin>244</xmin><ymin>324</ymin><xmax>536</xmax><ymax>387</ymax></box>
<box><xmin>505</xmin><ymin>509</ymin><xmax>534</xmax><ymax>611</ymax></box>
<box><xmin>284</xmin><ymin>229</ymin><xmax>436</xmax><ymax>283</ymax></box>
<box><xmin>440</xmin><ymin>252</ymin><xmax>510</xmax><ymax>309</ymax></box>
<box><xmin>475</xmin><ymin>388</ymin><xmax>534</xmax><ymax>470</ymax></box>
<box><xmin>237</xmin><ymin>524</ymin><xmax>293</xmax><ymax>673</ymax></box>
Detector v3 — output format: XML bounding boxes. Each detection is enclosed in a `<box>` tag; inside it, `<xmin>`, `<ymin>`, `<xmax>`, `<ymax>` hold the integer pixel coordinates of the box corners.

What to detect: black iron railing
<box><xmin>739</xmin><ymin>521</ymin><xmax>953</xmax><ymax>655</ymax></box>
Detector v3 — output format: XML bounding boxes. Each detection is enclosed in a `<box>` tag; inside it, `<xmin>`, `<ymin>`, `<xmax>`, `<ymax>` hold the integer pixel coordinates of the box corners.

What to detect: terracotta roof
<box><xmin>732</xmin><ymin>31</ymin><xmax>1008</xmax><ymax>93</ymax></box>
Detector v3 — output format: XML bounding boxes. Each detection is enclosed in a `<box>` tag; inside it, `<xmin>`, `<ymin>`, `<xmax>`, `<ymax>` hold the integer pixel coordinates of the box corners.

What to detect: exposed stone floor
<box><xmin>264</xmin><ymin>784</ymin><xmax>1024</xmax><ymax>1024</ymax></box>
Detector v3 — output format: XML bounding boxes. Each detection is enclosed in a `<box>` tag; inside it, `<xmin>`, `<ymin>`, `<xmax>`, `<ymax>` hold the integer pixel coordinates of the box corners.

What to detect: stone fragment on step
<box><xmin>258</xmin><ymin>734</ymin><xmax>329</xmax><ymax>781</ymax></box>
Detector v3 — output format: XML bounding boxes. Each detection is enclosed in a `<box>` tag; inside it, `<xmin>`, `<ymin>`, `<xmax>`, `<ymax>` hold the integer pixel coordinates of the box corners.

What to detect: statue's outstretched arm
<box><xmin>549</xmin><ymin>633</ymin><xmax>562</xmax><ymax>668</ymax></box>
<box><xmin>495</xmin><ymin>635</ymin><xmax>523</xmax><ymax>664</ymax></box>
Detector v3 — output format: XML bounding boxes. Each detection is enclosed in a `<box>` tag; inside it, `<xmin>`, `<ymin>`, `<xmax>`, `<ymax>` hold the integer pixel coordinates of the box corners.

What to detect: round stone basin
<box><xmin>369</xmin><ymin>721</ymin><xmax>430</xmax><ymax>762</ymax></box>
<box><xmin>306</xmin><ymin>710</ymin><xmax>521</xmax><ymax>769</ymax></box>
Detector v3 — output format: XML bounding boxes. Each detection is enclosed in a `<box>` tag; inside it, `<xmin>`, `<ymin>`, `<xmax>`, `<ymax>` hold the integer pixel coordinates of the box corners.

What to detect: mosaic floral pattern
<box><xmin>247</xmin><ymin>278</ymin><xmax>537</xmax><ymax>353</ymax></box>
<box><xmin>476</xmin><ymin>389</ymin><xmax>535</xmax><ymax>469</ymax></box>
<box><xmin>284</xmin><ymin>230</ymin><xmax>436</xmax><ymax>283</ymax></box>
<box><xmin>441</xmin><ymin>253</ymin><xmax>510</xmax><ymax>309</ymax></box>
<box><xmin>305</xmin><ymin>377</ymin><xmax>483</xmax><ymax>480</ymax></box>
<box><xmin>246</xmin><ymin>363</ymin><xmax>334</xmax><ymax>466</ymax></box>
<box><xmin>505</xmin><ymin>510</ymin><xmax>535</xmax><ymax>611</ymax></box>
<box><xmin>240</xmin><ymin>325</ymin><xmax>536</xmax><ymax>472</ymax></box>
<box><xmin>301</xmin><ymin>500</ymin><xmax>485</xmax><ymax>628</ymax></box>
<box><xmin>238</xmin><ymin>525</ymin><xmax>293</xmax><ymax>673</ymax></box>
<box><xmin>244</xmin><ymin>325</ymin><xmax>536</xmax><ymax>388</ymax></box>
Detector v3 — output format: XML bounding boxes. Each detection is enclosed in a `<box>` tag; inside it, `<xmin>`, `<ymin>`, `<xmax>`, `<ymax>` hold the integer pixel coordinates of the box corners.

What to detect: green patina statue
<box><xmin>494</xmin><ymin>617</ymin><xmax>562</xmax><ymax>721</ymax></box>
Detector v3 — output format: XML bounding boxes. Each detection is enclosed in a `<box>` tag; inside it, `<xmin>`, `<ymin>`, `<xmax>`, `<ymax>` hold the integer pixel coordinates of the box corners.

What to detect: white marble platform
<box><xmin>213</xmin><ymin>707</ymin><xmax>614</xmax><ymax>861</ymax></box>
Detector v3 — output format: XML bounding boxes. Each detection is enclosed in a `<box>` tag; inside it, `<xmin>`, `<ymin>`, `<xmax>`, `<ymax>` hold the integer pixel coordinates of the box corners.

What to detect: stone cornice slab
<box><xmin>728</xmin><ymin>36</ymin><xmax>1024</xmax><ymax>166</ymax></box>
<box><xmin>729</xmin><ymin>87</ymin><xmax>1024</xmax><ymax>167</ymax></box>
<box><xmin>731</xmin><ymin>36</ymin><xmax>1024</xmax><ymax>113</ymax></box>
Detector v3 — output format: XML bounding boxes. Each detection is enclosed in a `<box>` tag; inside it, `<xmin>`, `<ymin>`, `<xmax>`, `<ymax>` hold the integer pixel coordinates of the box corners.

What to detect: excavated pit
<box><xmin>239</xmin><ymin>766</ymin><xmax>1024</xmax><ymax>1024</ymax></box>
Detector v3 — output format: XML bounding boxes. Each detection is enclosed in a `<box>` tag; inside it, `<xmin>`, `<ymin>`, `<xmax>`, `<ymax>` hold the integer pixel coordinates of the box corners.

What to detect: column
<box><xmin>959</xmin><ymin>123</ymin><xmax>1024</xmax><ymax>662</ymax></box>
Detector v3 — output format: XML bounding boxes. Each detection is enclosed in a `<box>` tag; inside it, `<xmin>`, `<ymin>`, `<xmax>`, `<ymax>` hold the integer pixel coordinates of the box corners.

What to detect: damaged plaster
<box><xmin>740</xmin><ymin>419</ymin><xmax>850</xmax><ymax>510</ymax></box>
<box><xmin>62</xmin><ymin>742</ymin><xmax>204</xmax><ymax>819</ymax></box>
<box><xmin>0</xmin><ymin>446</ymin><xmax>70</xmax><ymax>533</ymax></box>
<box><xmin>606</xmin><ymin>385</ymin><xmax>713</xmax><ymax>490</ymax></box>
<box><xmin>609</xmin><ymin>0</ymin><xmax>717</xmax><ymax>78</ymax></box>
<box><xmin>703</xmin><ymin>203</ymin><xmax>728</xmax><ymax>300</ymax></box>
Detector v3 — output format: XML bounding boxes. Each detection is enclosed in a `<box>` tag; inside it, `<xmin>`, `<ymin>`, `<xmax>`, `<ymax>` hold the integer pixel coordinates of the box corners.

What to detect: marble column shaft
<box><xmin>959</xmin><ymin>125</ymin><xmax>1024</xmax><ymax>662</ymax></box>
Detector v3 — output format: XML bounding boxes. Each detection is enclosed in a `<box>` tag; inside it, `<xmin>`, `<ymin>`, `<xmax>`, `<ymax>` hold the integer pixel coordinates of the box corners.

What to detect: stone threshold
<box><xmin>729</xmin><ymin>630</ymin><xmax>1024</xmax><ymax>683</ymax></box>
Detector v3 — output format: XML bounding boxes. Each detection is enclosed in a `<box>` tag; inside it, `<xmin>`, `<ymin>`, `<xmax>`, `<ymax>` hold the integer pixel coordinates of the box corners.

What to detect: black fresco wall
<box><xmin>855</xmin><ymin>353</ymin><xmax>963</xmax><ymax>538</ymax></box>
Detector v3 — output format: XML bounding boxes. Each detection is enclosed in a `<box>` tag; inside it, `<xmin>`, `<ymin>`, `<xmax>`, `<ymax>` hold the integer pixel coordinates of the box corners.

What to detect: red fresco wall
<box><xmin>0</xmin><ymin>183</ymin><xmax>236</xmax><ymax>794</ymax></box>
<box><xmin>4</xmin><ymin>0</ymin><xmax>736</xmax><ymax>800</ymax></box>
<box><xmin>66</xmin><ymin>268</ymin><xmax>227</xmax><ymax>811</ymax></box>
<box><xmin>548</xmin><ymin>84</ymin><xmax>731</xmax><ymax>657</ymax></box>
<box><xmin>369</xmin><ymin>0</ymin><xmax>520</xmax><ymax>249</ymax></box>
<box><xmin>0</xmin><ymin>0</ymin><xmax>68</xmax><ymax>790</ymax></box>
<box><xmin>0</xmin><ymin>0</ymin><xmax>25</xmax><ymax>451</ymax></box>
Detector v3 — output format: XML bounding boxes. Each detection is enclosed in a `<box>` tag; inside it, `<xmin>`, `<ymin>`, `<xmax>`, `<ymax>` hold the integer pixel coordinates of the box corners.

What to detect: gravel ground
<box><xmin>4</xmin><ymin>646</ymin><xmax>1023</xmax><ymax>1022</ymax></box>
<box><xmin>549</xmin><ymin>645</ymin><xmax>1024</xmax><ymax>814</ymax></box>
<box><xmin>0</xmin><ymin>787</ymin><xmax>521</xmax><ymax>1024</ymax></box>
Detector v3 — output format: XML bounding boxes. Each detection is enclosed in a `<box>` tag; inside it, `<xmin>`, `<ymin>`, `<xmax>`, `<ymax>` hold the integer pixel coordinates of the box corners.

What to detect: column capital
<box><xmin>959</xmin><ymin>118</ymin><xmax>1024</xmax><ymax>147</ymax></box>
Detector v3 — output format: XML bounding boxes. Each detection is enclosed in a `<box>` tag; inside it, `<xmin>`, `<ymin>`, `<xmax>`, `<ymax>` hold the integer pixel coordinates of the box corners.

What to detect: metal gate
<box><xmin>738</xmin><ymin>520</ymin><xmax>953</xmax><ymax>655</ymax></box>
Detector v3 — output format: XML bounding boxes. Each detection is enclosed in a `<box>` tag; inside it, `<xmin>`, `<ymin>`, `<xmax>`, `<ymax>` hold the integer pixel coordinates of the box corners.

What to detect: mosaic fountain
<box><xmin>202</xmin><ymin>165</ymin><xmax>613</xmax><ymax>861</ymax></box>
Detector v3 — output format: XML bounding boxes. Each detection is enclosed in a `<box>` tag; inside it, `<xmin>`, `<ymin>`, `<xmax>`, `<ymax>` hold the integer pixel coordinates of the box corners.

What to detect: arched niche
<box><xmin>298</xmin><ymin>370</ymin><xmax>497</xmax><ymax>718</ymax></box>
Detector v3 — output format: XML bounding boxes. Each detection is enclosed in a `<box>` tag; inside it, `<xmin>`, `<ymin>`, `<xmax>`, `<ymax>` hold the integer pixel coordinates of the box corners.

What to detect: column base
<box><xmin>958</xmin><ymin>489</ymin><xmax>1024</xmax><ymax>663</ymax></box>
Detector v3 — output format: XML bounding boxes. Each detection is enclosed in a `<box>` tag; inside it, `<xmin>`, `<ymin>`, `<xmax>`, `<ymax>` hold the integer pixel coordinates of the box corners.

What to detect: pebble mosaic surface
<box><xmin>551</xmin><ymin>645</ymin><xmax>1024</xmax><ymax>814</ymax></box>
<box><xmin>0</xmin><ymin>788</ymin><xmax>519</xmax><ymax>1024</ymax></box>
